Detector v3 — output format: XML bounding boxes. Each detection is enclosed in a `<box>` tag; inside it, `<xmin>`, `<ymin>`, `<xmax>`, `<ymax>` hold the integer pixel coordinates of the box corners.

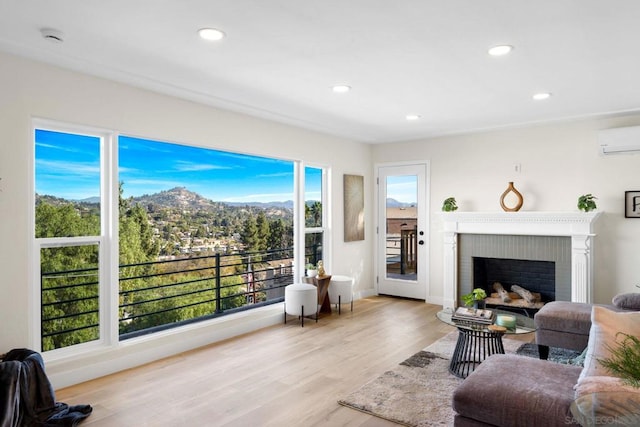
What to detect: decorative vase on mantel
<box><xmin>500</xmin><ymin>182</ymin><xmax>523</xmax><ymax>212</ymax></box>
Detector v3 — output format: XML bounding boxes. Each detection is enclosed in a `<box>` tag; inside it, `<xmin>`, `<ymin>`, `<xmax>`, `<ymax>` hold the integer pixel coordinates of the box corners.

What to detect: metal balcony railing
<box><xmin>385</xmin><ymin>227</ymin><xmax>417</xmax><ymax>276</ymax></box>
<box><xmin>40</xmin><ymin>247</ymin><xmax>296</xmax><ymax>351</ymax></box>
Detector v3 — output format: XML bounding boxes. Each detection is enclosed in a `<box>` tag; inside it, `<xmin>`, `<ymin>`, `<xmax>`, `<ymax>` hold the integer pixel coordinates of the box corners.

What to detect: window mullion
<box><xmin>104</xmin><ymin>131</ymin><xmax>119</xmax><ymax>346</ymax></box>
<box><xmin>322</xmin><ymin>167</ymin><xmax>331</xmax><ymax>273</ymax></box>
<box><xmin>294</xmin><ymin>161</ymin><xmax>305</xmax><ymax>282</ymax></box>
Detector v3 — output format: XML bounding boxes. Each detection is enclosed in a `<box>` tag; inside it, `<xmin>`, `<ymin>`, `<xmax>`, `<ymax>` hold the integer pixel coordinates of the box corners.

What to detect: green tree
<box><xmin>118</xmin><ymin>183</ymin><xmax>164</xmax><ymax>334</ymax></box>
<box><xmin>36</xmin><ymin>202</ymin><xmax>100</xmax><ymax>238</ymax></box>
<box><xmin>36</xmin><ymin>201</ymin><xmax>101</xmax><ymax>351</ymax></box>
<box><xmin>305</xmin><ymin>201</ymin><xmax>322</xmax><ymax>227</ymax></box>
<box><xmin>255</xmin><ymin>211</ymin><xmax>269</xmax><ymax>251</ymax></box>
<box><xmin>241</xmin><ymin>215</ymin><xmax>259</xmax><ymax>251</ymax></box>
<box><xmin>119</xmin><ymin>202</ymin><xmax>159</xmax><ymax>264</ymax></box>
<box><xmin>40</xmin><ymin>245</ymin><xmax>100</xmax><ymax>351</ymax></box>
<box><xmin>268</xmin><ymin>218</ymin><xmax>293</xmax><ymax>250</ymax></box>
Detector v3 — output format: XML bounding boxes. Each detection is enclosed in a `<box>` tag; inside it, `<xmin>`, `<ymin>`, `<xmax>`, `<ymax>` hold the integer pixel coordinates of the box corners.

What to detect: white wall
<box><xmin>374</xmin><ymin>117</ymin><xmax>640</xmax><ymax>306</ymax></box>
<box><xmin>0</xmin><ymin>52</ymin><xmax>373</xmax><ymax>387</ymax></box>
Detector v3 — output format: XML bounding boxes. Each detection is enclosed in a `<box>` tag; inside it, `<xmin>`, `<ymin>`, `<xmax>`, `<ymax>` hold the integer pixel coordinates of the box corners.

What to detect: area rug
<box><xmin>515</xmin><ymin>342</ymin><xmax>585</xmax><ymax>366</ymax></box>
<box><xmin>337</xmin><ymin>331</ymin><xmax>524</xmax><ymax>426</ymax></box>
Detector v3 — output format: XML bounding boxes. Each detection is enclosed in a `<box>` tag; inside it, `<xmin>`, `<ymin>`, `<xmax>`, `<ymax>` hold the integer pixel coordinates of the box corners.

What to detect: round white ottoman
<box><xmin>328</xmin><ymin>275</ymin><xmax>354</xmax><ymax>314</ymax></box>
<box><xmin>284</xmin><ymin>283</ymin><xmax>318</xmax><ymax>326</ymax></box>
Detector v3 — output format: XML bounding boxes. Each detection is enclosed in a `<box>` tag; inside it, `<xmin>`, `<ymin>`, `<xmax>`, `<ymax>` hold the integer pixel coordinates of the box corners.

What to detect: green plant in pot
<box><xmin>442</xmin><ymin>197</ymin><xmax>458</xmax><ymax>212</ymax></box>
<box><xmin>305</xmin><ymin>263</ymin><xmax>318</xmax><ymax>277</ymax></box>
<box><xmin>462</xmin><ymin>288</ymin><xmax>487</xmax><ymax>309</ymax></box>
<box><xmin>578</xmin><ymin>194</ymin><xmax>597</xmax><ymax>212</ymax></box>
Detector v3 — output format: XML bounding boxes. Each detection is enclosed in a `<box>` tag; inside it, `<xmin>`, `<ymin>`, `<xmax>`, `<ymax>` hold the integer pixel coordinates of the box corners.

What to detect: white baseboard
<box><xmin>356</xmin><ymin>288</ymin><xmax>377</xmax><ymax>299</ymax></box>
<box><xmin>425</xmin><ymin>295</ymin><xmax>444</xmax><ymax>307</ymax></box>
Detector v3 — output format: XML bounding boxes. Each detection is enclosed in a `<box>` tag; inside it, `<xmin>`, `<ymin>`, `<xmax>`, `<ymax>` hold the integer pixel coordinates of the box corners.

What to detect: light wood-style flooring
<box><xmin>55</xmin><ymin>297</ymin><xmax>479</xmax><ymax>426</ymax></box>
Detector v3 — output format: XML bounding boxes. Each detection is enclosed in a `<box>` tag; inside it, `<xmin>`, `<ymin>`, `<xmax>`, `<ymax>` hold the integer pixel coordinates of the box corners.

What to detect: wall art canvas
<box><xmin>625</xmin><ymin>191</ymin><xmax>640</xmax><ymax>218</ymax></box>
<box><xmin>344</xmin><ymin>174</ymin><xmax>365</xmax><ymax>241</ymax></box>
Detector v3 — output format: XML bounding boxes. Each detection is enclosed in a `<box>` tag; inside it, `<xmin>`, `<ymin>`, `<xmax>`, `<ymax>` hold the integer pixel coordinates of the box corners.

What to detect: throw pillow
<box><xmin>612</xmin><ymin>293</ymin><xmax>640</xmax><ymax>310</ymax></box>
<box><xmin>575</xmin><ymin>375</ymin><xmax>640</xmax><ymax>398</ymax></box>
<box><xmin>578</xmin><ymin>306</ymin><xmax>640</xmax><ymax>383</ymax></box>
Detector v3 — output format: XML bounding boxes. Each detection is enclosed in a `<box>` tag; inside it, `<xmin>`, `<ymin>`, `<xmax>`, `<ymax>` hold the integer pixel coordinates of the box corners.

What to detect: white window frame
<box><xmin>300</xmin><ymin>164</ymin><xmax>330</xmax><ymax>275</ymax></box>
<box><xmin>31</xmin><ymin>119</ymin><xmax>117</xmax><ymax>358</ymax></box>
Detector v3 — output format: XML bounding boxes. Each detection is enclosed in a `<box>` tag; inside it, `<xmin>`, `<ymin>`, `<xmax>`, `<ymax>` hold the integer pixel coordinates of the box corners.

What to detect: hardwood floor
<box><xmin>55</xmin><ymin>297</ymin><xmax>456</xmax><ymax>426</ymax></box>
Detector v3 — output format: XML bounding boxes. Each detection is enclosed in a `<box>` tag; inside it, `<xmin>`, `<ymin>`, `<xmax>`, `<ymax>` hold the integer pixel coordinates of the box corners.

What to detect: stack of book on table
<box><xmin>452</xmin><ymin>306</ymin><xmax>495</xmax><ymax>325</ymax></box>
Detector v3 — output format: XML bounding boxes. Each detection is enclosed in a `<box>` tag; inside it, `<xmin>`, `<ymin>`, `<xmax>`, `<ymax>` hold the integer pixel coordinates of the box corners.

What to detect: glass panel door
<box><xmin>377</xmin><ymin>164</ymin><xmax>427</xmax><ymax>300</ymax></box>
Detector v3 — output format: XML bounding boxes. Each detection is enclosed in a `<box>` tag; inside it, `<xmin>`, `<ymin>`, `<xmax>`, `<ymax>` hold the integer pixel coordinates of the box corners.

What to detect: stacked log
<box><xmin>484</xmin><ymin>282</ymin><xmax>545</xmax><ymax>309</ymax></box>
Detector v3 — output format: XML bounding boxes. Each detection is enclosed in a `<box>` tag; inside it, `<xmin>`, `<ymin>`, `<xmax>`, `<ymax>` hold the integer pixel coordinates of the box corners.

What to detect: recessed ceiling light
<box><xmin>532</xmin><ymin>92</ymin><xmax>552</xmax><ymax>100</ymax></box>
<box><xmin>406</xmin><ymin>114</ymin><xmax>421</xmax><ymax>121</ymax></box>
<box><xmin>488</xmin><ymin>45</ymin><xmax>513</xmax><ymax>56</ymax></box>
<box><xmin>198</xmin><ymin>28</ymin><xmax>225</xmax><ymax>41</ymax></box>
<box><xmin>332</xmin><ymin>85</ymin><xmax>351</xmax><ymax>93</ymax></box>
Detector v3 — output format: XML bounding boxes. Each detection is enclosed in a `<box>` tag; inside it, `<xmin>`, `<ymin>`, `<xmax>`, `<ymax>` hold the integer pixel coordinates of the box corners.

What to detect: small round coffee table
<box><xmin>437</xmin><ymin>308</ymin><xmax>535</xmax><ymax>378</ymax></box>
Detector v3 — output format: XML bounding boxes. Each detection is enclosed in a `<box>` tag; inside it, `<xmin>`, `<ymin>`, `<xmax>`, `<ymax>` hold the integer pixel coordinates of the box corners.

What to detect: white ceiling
<box><xmin>2</xmin><ymin>0</ymin><xmax>640</xmax><ymax>143</ymax></box>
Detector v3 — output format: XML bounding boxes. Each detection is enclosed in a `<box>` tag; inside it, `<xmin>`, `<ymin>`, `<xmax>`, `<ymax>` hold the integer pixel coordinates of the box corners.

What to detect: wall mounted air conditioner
<box><xmin>598</xmin><ymin>125</ymin><xmax>640</xmax><ymax>155</ymax></box>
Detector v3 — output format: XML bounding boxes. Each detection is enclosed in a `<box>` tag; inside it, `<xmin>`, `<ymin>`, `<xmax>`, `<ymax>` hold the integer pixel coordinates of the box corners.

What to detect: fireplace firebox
<box><xmin>473</xmin><ymin>257</ymin><xmax>556</xmax><ymax>304</ymax></box>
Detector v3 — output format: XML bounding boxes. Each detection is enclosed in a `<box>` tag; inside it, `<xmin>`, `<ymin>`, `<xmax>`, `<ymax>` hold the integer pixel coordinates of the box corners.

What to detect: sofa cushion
<box><xmin>534</xmin><ymin>301</ymin><xmax>592</xmax><ymax>335</ymax></box>
<box><xmin>453</xmin><ymin>354</ymin><xmax>582</xmax><ymax>427</ymax></box>
<box><xmin>578</xmin><ymin>306</ymin><xmax>640</xmax><ymax>383</ymax></box>
<box><xmin>612</xmin><ymin>292</ymin><xmax>640</xmax><ymax>310</ymax></box>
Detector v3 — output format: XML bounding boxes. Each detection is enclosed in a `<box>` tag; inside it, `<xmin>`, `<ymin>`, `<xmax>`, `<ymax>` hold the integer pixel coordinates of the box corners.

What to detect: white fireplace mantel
<box><xmin>440</xmin><ymin>211</ymin><xmax>603</xmax><ymax>310</ymax></box>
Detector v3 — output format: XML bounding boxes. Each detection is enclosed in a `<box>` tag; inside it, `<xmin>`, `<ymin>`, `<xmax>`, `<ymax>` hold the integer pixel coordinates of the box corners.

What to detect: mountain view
<box><xmin>37</xmin><ymin>186</ymin><xmax>296</xmax><ymax>258</ymax></box>
<box><xmin>36</xmin><ymin>185</ymin><xmax>307</xmax><ymax>350</ymax></box>
<box><xmin>386</xmin><ymin>197</ymin><xmax>416</xmax><ymax>208</ymax></box>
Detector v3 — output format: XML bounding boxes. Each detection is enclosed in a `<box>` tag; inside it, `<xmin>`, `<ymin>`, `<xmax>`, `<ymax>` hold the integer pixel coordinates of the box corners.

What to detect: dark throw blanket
<box><xmin>0</xmin><ymin>349</ymin><xmax>92</xmax><ymax>427</ymax></box>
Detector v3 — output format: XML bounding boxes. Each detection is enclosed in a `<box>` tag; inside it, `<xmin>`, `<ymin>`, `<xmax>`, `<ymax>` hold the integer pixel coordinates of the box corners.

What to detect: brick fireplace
<box><xmin>440</xmin><ymin>211</ymin><xmax>602</xmax><ymax>311</ymax></box>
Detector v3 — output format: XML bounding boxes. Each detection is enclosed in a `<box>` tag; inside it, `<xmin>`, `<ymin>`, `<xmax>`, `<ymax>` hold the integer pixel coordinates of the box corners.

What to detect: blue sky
<box><xmin>35</xmin><ymin>130</ymin><xmax>321</xmax><ymax>203</ymax></box>
<box><xmin>386</xmin><ymin>175</ymin><xmax>417</xmax><ymax>204</ymax></box>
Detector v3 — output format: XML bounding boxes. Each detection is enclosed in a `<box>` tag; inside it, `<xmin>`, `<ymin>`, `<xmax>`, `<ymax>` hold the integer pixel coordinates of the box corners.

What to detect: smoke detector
<box><xmin>41</xmin><ymin>28</ymin><xmax>65</xmax><ymax>43</ymax></box>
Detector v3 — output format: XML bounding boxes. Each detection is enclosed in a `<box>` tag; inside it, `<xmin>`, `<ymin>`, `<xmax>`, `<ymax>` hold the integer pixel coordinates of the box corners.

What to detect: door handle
<box><xmin>418</xmin><ymin>240</ymin><xmax>424</xmax><ymax>245</ymax></box>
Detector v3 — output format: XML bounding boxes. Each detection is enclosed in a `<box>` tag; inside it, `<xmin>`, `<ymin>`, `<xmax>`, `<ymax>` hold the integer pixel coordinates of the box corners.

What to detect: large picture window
<box><xmin>34</xmin><ymin>121</ymin><xmax>327</xmax><ymax>353</ymax></box>
<box><xmin>117</xmin><ymin>136</ymin><xmax>295</xmax><ymax>337</ymax></box>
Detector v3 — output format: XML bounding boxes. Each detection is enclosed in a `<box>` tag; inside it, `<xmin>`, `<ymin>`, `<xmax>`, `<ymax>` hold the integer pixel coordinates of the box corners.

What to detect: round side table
<box><xmin>448</xmin><ymin>326</ymin><xmax>505</xmax><ymax>378</ymax></box>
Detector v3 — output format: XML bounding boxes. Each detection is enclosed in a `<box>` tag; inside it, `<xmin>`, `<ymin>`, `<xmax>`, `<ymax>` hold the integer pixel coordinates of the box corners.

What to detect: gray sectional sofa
<box><xmin>453</xmin><ymin>354</ymin><xmax>582</xmax><ymax>426</ymax></box>
<box><xmin>452</xmin><ymin>295</ymin><xmax>640</xmax><ymax>426</ymax></box>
